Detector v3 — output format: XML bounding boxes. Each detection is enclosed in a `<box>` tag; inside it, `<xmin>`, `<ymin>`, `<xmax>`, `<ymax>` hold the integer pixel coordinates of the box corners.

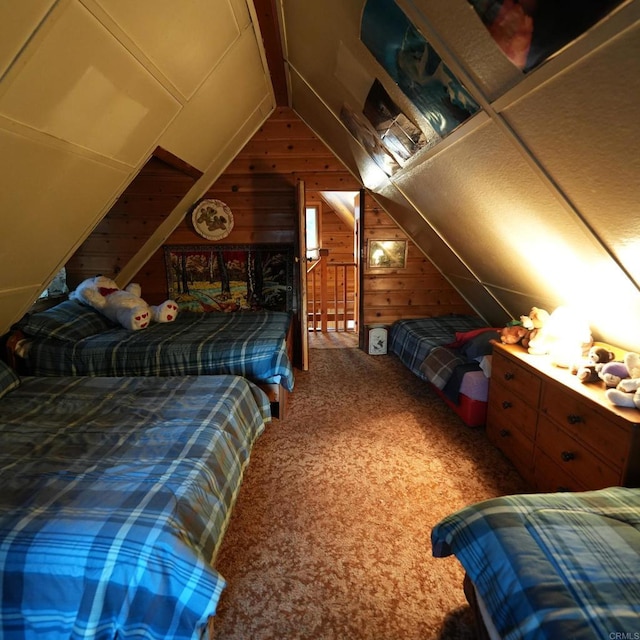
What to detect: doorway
<box><xmin>304</xmin><ymin>189</ymin><xmax>362</xmax><ymax>349</ymax></box>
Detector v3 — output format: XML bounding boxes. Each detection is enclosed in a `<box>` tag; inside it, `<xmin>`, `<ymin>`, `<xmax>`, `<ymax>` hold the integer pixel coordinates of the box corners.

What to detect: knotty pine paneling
<box><xmin>363</xmin><ymin>199</ymin><xmax>474</xmax><ymax>326</ymax></box>
<box><xmin>65</xmin><ymin>108</ymin><xmax>473</xmax><ymax>340</ymax></box>
<box><xmin>65</xmin><ymin>153</ymin><xmax>200</xmax><ymax>300</ymax></box>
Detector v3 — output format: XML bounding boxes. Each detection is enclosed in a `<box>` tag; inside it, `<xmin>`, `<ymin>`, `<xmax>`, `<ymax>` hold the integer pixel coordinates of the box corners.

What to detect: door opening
<box><xmin>304</xmin><ymin>190</ymin><xmax>361</xmax><ymax>341</ymax></box>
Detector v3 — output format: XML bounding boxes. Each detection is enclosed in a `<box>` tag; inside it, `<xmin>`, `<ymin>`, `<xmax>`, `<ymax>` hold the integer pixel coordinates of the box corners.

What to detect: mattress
<box><xmin>0</xmin><ymin>373</ymin><xmax>270</xmax><ymax>639</ymax></box>
<box><xmin>432</xmin><ymin>487</ymin><xmax>640</xmax><ymax>639</ymax></box>
<box><xmin>18</xmin><ymin>302</ymin><xmax>295</xmax><ymax>391</ymax></box>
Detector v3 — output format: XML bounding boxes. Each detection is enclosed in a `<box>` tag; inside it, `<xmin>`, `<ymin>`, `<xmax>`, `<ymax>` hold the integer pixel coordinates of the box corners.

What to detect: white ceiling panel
<box><xmin>502</xmin><ymin>23</ymin><xmax>640</xmax><ymax>288</ymax></box>
<box><xmin>0</xmin><ymin>1</ymin><xmax>180</xmax><ymax>165</ymax></box>
<box><xmin>95</xmin><ymin>0</ymin><xmax>240</xmax><ymax>99</ymax></box>
<box><xmin>0</xmin><ymin>128</ymin><xmax>128</xmax><ymax>294</ymax></box>
<box><xmin>0</xmin><ymin>0</ymin><xmax>55</xmax><ymax>78</ymax></box>
<box><xmin>159</xmin><ymin>27</ymin><xmax>272</xmax><ymax>171</ymax></box>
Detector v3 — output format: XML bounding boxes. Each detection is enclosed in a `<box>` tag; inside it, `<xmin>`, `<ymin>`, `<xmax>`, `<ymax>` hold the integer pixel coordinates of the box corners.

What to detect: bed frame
<box><xmin>5</xmin><ymin>324</ymin><xmax>293</xmax><ymax>420</ymax></box>
<box><xmin>431</xmin><ymin>384</ymin><xmax>487</xmax><ymax>428</ymax></box>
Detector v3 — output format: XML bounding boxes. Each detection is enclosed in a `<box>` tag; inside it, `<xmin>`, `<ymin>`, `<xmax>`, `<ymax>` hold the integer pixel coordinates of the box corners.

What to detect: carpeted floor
<box><xmin>308</xmin><ymin>331</ymin><xmax>359</xmax><ymax>349</ymax></box>
<box><xmin>213</xmin><ymin>347</ymin><xmax>529</xmax><ymax>639</ymax></box>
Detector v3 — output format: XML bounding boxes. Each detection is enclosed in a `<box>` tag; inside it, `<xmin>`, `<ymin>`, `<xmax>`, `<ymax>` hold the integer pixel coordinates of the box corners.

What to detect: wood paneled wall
<box><xmin>362</xmin><ymin>203</ymin><xmax>474</xmax><ymax>326</ymax></box>
<box><xmin>65</xmin><ymin>152</ymin><xmax>201</xmax><ymax>302</ymax></box>
<box><xmin>65</xmin><ymin>107</ymin><xmax>475</xmax><ymax>336</ymax></box>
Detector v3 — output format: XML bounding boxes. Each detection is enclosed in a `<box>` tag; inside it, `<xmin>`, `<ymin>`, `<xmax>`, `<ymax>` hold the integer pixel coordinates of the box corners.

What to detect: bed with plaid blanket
<box><xmin>431</xmin><ymin>487</ymin><xmax>640</xmax><ymax>639</ymax></box>
<box><xmin>0</xmin><ymin>373</ymin><xmax>269</xmax><ymax>639</ymax></box>
<box><xmin>388</xmin><ymin>316</ymin><xmax>492</xmax><ymax>426</ymax></box>
<box><xmin>17</xmin><ymin>304</ymin><xmax>294</xmax><ymax>392</ymax></box>
<box><xmin>389</xmin><ymin>315</ymin><xmax>487</xmax><ymax>380</ymax></box>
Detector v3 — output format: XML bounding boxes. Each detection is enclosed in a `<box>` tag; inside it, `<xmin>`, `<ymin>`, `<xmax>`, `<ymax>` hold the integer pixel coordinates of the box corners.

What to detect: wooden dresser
<box><xmin>487</xmin><ymin>341</ymin><xmax>640</xmax><ymax>492</ymax></box>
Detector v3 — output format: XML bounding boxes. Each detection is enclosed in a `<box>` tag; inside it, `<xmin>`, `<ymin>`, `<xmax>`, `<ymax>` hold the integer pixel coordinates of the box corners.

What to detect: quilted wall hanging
<box><xmin>164</xmin><ymin>244</ymin><xmax>295</xmax><ymax>313</ymax></box>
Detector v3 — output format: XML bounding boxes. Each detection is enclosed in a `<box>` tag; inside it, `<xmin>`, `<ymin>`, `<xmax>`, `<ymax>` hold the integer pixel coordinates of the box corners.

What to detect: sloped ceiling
<box><xmin>1</xmin><ymin>0</ymin><xmax>639</xmax><ymax>353</ymax></box>
<box><xmin>277</xmin><ymin>0</ymin><xmax>640</xmax><ymax>351</ymax></box>
<box><xmin>0</xmin><ymin>0</ymin><xmax>274</xmax><ymax>336</ymax></box>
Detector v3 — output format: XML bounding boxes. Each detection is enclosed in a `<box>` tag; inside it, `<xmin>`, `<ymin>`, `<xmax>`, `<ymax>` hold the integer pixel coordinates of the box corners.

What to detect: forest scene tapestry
<box><xmin>164</xmin><ymin>244</ymin><xmax>294</xmax><ymax>313</ymax></box>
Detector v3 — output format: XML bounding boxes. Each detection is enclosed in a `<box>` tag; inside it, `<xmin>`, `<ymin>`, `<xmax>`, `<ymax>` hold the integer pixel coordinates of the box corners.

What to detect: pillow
<box><xmin>17</xmin><ymin>299</ymin><xmax>116</xmax><ymax>342</ymax></box>
<box><xmin>446</xmin><ymin>327</ymin><xmax>499</xmax><ymax>349</ymax></box>
<box><xmin>0</xmin><ymin>360</ymin><xmax>20</xmax><ymax>400</ymax></box>
<box><xmin>458</xmin><ymin>330</ymin><xmax>501</xmax><ymax>360</ymax></box>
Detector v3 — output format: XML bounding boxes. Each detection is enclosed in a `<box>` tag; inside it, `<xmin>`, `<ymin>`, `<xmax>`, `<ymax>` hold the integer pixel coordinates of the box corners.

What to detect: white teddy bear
<box><xmin>605</xmin><ymin>352</ymin><xmax>640</xmax><ymax>410</ymax></box>
<box><xmin>70</xmin><ymin>275</ymin><xmax>178</xmax><ymax>331</ymax></box>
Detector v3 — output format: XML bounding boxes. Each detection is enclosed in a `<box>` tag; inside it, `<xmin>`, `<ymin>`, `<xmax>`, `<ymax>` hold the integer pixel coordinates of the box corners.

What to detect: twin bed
<box><xmin>0</xmin><ymin>361</ymin><xmax>270</xmax><ymax>638</ymax></box>
<box><xmin>392</xmin><ymin>316</ymin><xmax>640</xmax><ymax>637</ymax></box>
<box><xmin>389</xmin><ymin>315</ymin><xmax>498</xmax><ymax>427</ymax></box>
<box><xmin>9</xmin><ymin>299</ymin><xmax>295</xmax><ymax>418</ymax></box>
<box><xmin>431</xmin><ymin>486</ymin><xmax>640</xmax><ymax>639</ymax></box>
<box><xmin>0</xmin><ymin>294</ymin><xmax>295</xmax><ymax>636</ymax></box>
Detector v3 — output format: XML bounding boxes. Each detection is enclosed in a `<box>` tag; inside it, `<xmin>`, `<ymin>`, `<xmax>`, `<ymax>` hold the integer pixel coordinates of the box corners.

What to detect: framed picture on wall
<box><xmin>466</xmin><ymin>0</ymin><xmax>627</xmax><ymax>73</ymax></box>
<box><xmin>367</xmin><ymin>239</ymin><xmax>408</xmax><ymax>269</ymax></box>
<box><xmin>360</xmin><ymin>0</ymin><xmax>480</xmax><ymax>142</ymax></box>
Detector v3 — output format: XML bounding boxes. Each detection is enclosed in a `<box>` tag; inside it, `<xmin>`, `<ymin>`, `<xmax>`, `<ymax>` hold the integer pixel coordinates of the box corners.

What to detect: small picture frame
<box><xmin>367</xmin><ymin>239</ymin><xmax>407</xmax><ymax>269</ymax></box>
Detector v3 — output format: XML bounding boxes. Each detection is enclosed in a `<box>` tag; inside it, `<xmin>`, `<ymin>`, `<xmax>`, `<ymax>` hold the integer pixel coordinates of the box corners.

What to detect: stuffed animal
<box><xmin>604</xmin><ymin>353</ymin><xmax>640</xmax><ymax>409</ymax></box>
<box><xmin>520</xmin><ymin>306</ymin><xmax>551</xmax><ymax>354</ymax></box>
<box><xmin>599</xmin><ymin>360</ymin><xmax>633</xmax><ymax>388</ymax></box>
<box><xmin>500</xmin><ymin>324</ymin><xmax>529</xmax><ymax>345</ymax></box>
<box><xmin>571</xmin><ymin>346</ymin><xmax>615</xmax><ymax>383</ymax></box>
<box><xmin>70</xmin><ymin>276</ymin><xmax>178</xmax><ymax>330</ymax></box>
<box><xmin>607</xmin><ymin>387</ymin><xmax>640</xmax><ymax>410</ymax></box>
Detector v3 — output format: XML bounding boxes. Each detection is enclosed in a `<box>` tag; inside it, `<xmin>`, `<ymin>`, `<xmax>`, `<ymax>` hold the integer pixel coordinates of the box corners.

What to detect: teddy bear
<box><xmin>598</xmin><ymin>360</ymin><xmax>632</xmax><ymax>388</ymax></box>
<box><xmin>500</xmin><ymin>323</ymin><xmax>529</xmax><ymax>345</ymax></box>
<box><xmin>70</xmin><ymin>275</ymin><xmax>178</xmax><ymax>330</ymax></box>
<box><xmin>520</xmin><ymin>306</ymin><xmax>551</xmax><ymax>354</ymax></box>
<box><xmin>571</xmin><ymin>345</ymin><xmax>615</xmax><ymax>383</ymax></box>
<box><xmin>605</xmin><ymin>353</ymin><xmax>640</xmax><ymax>409</ymax></box>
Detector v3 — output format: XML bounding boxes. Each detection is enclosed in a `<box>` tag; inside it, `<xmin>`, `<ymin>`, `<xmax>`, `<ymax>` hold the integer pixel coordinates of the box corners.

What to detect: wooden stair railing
<box><xmin>306</xmin><ymin>249</ymin><xmax>356</xmax><ymax>333</ymax></box>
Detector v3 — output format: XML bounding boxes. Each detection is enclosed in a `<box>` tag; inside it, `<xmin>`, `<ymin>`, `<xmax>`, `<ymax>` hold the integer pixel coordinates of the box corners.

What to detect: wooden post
<box><xmin>319</xmin><ymin>249</ymin><xmax>329</xmax><ymax>333</ymax></box>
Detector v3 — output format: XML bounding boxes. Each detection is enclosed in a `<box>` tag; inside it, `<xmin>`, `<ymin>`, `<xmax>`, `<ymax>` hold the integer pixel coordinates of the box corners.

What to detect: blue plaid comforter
<box><xmin>25</xmin><ymin>310</ymin><xmax>295</xmax><ymax>391</ymax></box>
<box><xmin>0</xmin><ymin>374</ymin><xmax>270</xmax><ymax>639</ymax></box>
<box><xmin>431</xmin><ymin>487</ymin><xmax>640</xmax><ymax>639</ymax></box>
<box><xmin>389</xmin><ymin>315</ymin><xmax>487</xmax><ymax>379</ymax></box>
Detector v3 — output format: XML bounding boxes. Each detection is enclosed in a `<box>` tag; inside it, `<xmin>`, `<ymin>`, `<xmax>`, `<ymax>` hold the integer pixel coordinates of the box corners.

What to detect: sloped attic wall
<box><xmin>0</xmin><ymin>0</ymin><xmax>274</xmax><ymax>337</ymax></box>
<box><xmin>279</xmin><ymin>0</ymin><xmax>640</xmax><ymax>351</ymax></box>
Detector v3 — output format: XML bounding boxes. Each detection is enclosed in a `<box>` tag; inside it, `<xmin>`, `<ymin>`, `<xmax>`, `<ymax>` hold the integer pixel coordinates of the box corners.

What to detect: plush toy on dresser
<box><xmin>71</xmin><ymin>276</ymin><xmax>179</xmax><ymax>331</ymax></box>
<box><xmin>520</xmin><ymin>306</ymin><xmax>551</xmax><ymax>354</ymax></box>
<box><xmin>571</xmin><ymin>346</ymin><xmax>616</xmax><ymax>383</ymax></box>
<box><xmin>606</xmin><ymin>352</ymin><xmax>640</xmax><ymax>410</ymax></box>
<box><xmin>500</xmin><ymin>324</ymin><xmax>529</xmax><ymax>345</ymax></box>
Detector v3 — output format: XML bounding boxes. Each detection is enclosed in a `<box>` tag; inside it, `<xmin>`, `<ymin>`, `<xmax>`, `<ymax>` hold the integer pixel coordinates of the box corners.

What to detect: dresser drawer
<box><xmin>492</xmin><ymin>351</ymin><xmax>541</xmax><ymax>407</ymax></box>
<box><xmin>534</xmin><ymin>449</ymin><xmax>587</xmax><ymax>493</ymax></box>
<box><xmin>536</xmin><ymin>415</ymin><xmax>620</xmax><ymax>489</ymax></box>
<box><xmin>488</xmin><ymin>382</ymin><xmax>538</xmax><ymax>440</ymax></box>
<box><xmin>487</xmin><ymin>418</ymin><xmax>535</xmax><ymax>478</ymax></box>
<box><xmin>541</xmin><ymin>384</ymin><xmax>630</xmax><ymax>468</ymax></box>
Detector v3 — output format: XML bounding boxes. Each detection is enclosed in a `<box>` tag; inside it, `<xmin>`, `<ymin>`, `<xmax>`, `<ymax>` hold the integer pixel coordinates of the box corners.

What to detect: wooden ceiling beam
<box><xmin>253</xmin><ymin>0</ymin><xmax>289</xmax><ymax>106</ymax></box>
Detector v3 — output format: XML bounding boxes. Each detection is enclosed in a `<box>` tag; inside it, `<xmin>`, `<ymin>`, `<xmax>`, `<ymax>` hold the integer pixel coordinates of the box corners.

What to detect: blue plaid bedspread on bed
<box><xmin>0</xmin><ymin>374</ymin><xmax>269</xmax><ymax>639</ymax></box>
<box><xmin>431</xmin><ymin>487</ymin><xmax>640</xmax><ymax>640</ymax></box>
<box><xmin>389</xmin><ymin>315</ymin><xmax>487</xmax><ymax>379</ymax></box>
<box><xmin>25</xmin><ymin>310</ymin><xmax>295</xmax><ymax>391</ymax></box>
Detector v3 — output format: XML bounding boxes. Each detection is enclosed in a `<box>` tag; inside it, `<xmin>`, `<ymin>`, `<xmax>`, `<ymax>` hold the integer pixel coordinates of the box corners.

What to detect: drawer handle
<box><xmin>567</xmin><ymin>414</ymin><xmax>584</xmax><ymax>425</ymax></box>
<box><xmin>499</xmin><ymin>429</ymin><xmax>510</xmax><ymax>437</ymax></box>
<box><xmin>561</xmin><ymin>451</ymin><xmax>575</xmax><ymax>462</ymax></box>
<box><xmin>502</xmin><ymin>401</ymin><xmax>513</xmax><ymax>409</ymax></box>
<box><xmin>504</xmin><ymin>372</ymin><xmax>514</xmax><ymax>381</ymax></box>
